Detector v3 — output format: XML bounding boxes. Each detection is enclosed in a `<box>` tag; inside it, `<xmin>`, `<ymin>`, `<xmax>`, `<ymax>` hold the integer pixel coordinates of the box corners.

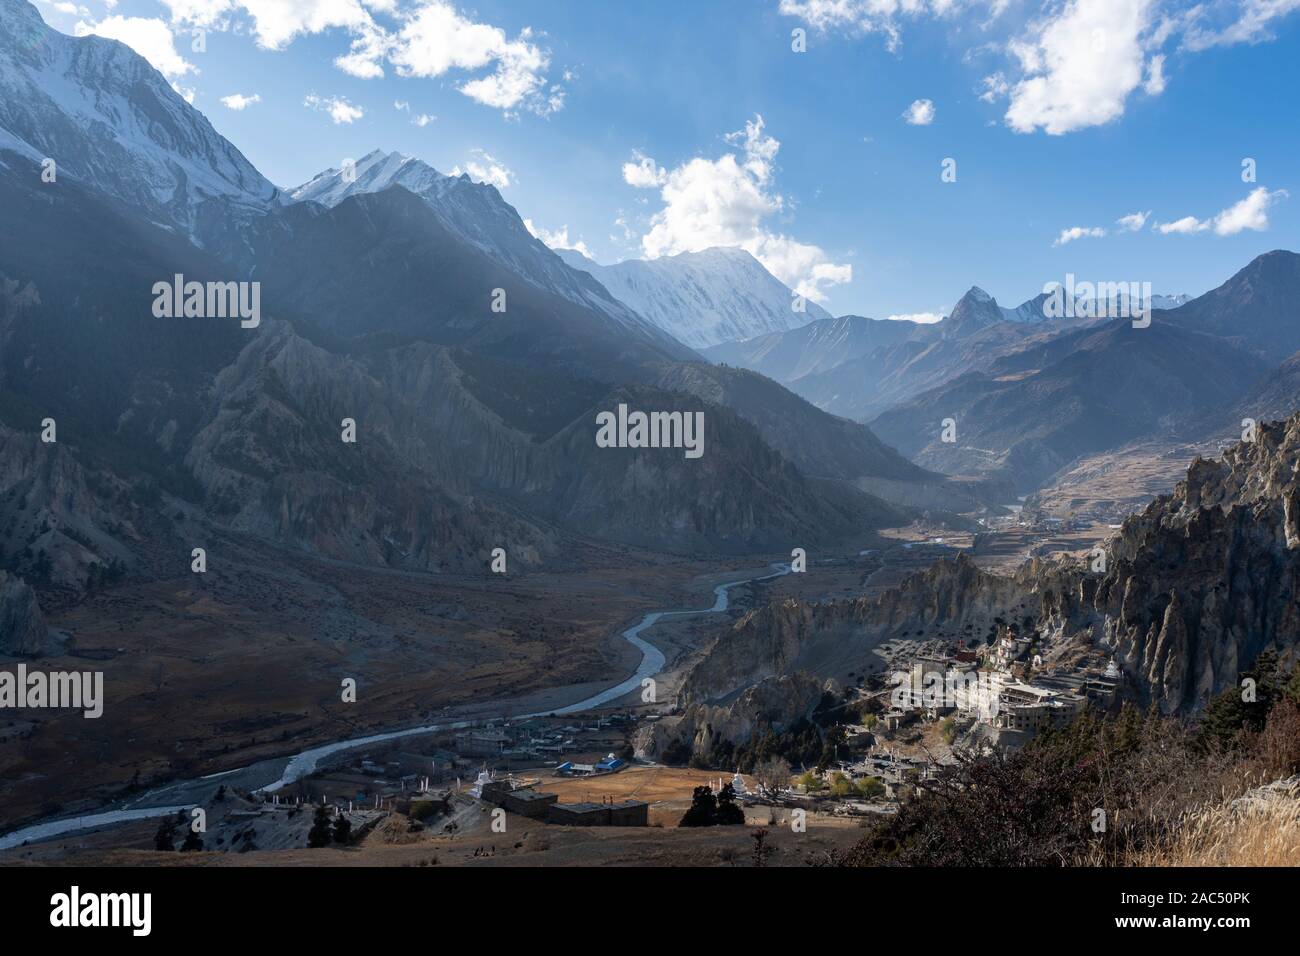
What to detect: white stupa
<box><xmin>468</xmin><ymin>769</ymin><xmax>493</xmax><ymax>799</ymax></box>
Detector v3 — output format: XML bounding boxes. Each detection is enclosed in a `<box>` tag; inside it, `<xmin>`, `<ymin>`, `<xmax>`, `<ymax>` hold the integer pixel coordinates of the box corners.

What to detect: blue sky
<box><xmin>36</xmin><ymin>0</ymin><xmax>1300</xmax><ymax>320</ymax></box>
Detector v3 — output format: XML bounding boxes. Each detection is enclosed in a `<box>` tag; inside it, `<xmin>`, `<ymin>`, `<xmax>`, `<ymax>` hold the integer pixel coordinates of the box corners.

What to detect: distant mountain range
<box><xmin>868</xmin><ymin>252</ymin><xmax>1300</xmax><ymax>492</ymax></box>
<box><xmin>698</xmin><ymin>261</ymin><xmax>1300</xmax><ymax>500</ymax></box>
<box><xmin>703</xmin><ymin>284</ymin><xmax>1197</xmax><ymax>422</ymax></box>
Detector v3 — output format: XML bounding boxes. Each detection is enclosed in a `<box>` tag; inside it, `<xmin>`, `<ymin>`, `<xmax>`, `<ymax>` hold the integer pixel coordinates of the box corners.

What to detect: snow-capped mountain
<box><xmin>289</xmin><ymin>149</ymin><xmax>678</xmax><ymax>346</ymax></box>
<box><xmin>556</xmin><ymin>247</ymin><xmax>830</xmax><ymax>349</ymax></box>
<box><xmin>1001</xmin><ymin>290</ymin><xmax>1193</xmax><ymax>322</ymax></box>
<box><xmin>0</xmin><ymin>0</ymin><xmax>280</xmax><ymax>240</ymax></box>
<box><xmin>290</xmin><ymin>149</ymin><xmax>447</xmax><ymax>207</ymax></box>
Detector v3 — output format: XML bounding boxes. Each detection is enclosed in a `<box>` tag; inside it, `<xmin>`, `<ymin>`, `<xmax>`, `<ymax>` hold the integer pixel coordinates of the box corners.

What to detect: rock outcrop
<box><xmin>636</xmin><ymin>672</ymin><xmax>830</xmax><ymax>762</ymax></box>
<box><xmin>0</xmin><ymin>571</ymin><xmax>47</xmax><ymax>655</ymax></box>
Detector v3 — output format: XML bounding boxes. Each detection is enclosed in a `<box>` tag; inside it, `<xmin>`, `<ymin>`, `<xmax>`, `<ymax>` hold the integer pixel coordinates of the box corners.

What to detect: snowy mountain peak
<box><xmin>0</xmin><ymin>0</ymin><xmax>279</xmax><ymax>240</ymax></box>
<box><xmin>289</xmin><ymin>149</ymin><xmax>448</xmax><ymax>207</ymax></box>
<box><xmin>557</xmin><ymin>246</ymin><xmax>829</xmax><ymax>349</ymax></box>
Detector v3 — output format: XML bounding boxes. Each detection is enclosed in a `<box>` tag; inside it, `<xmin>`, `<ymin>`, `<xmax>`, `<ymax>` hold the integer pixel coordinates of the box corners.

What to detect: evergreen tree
<box><xmin>308</xmin><ymin>805</ymin><xmax>334</xmax><ymax>848</ymax></box>
<box><xmin>153</xmin><ymin>817</ymin><xmax>177</xmax><ymax>852</ymax></box>
<box><xmin>679</xmin><ymin>786</ymin><xmax>719</xmax><ymax>827</ymax></box>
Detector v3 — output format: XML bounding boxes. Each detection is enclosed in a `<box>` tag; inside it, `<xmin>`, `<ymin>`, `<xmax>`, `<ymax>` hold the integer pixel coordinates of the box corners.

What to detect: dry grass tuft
<box><xmin>1127</xmin><ymin>796</ymin><xmax>1300</xmax><ymax>867</ymax></box>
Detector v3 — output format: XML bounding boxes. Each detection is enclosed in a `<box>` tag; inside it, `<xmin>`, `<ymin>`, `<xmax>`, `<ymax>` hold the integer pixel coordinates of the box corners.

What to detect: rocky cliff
<box><xmin>0</xmin><ymin>570</ymin><xmax>46</xmax><ymax>655</ymax></box>
<box><xmin>636</xmin><ymin>672</ymin><xmax>830</xmax><ymax>763</ymax></box>
<box><xmin>680</xmin><ymin>555</ymin><xmax>1036</xmax><ymax>708</ymax></box>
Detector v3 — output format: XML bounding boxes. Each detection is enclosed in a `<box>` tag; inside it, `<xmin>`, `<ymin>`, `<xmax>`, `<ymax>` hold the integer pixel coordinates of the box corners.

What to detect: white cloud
<box><xmin>622</xmin><ymin>150</ymin><xmax>668</xmax><ymax>189</ymax></box>
<box><xmin>902</xmin><ymin>98</ymin><xmax>936</xmax><ymax>125</ymax></box>
<box><xmin>1143</xmin><ymin>53</ymin><xmax>1167</xmax><ymax>94</ymax></box>
<box><xmin>629</xmin><ymin>114</ymin><xmax>851</xmax><ymax>302</ymax></box>
<box><xmin>450</xmin><ymin>150</ymin><xmax>513</xmax><ymax>189</ymax></box>
<box><xmin>1154</xmin><ymin>187</ymin><xmax>1288</xmax><ymax>235</ymax></box>
<box><xmin>782</xmin><ymin>1</ymin><xmax>1299</xmax><ymax>137</ymax></box>
<box><xmin>157</xmin><ymin>0</ymin><xmax>373</xmax><ymax>51</ymax></box>
<box><xmin>978</xmin><ymin>72</ymin><xmax>1009</xmax><ymax>103</ymax></box>
<box><xmin>777</xmin><ymin>0</ymin><xmax>955</xmax><ymax>52</ymax></box>
<box><xmin>1003</xmin><ymin>0</ymin><xmax>1155</xmax><ymax>135</ymax></box>
<box><xmin>1154</xmin><ymin>215</ymin><xmax>1210</xmax><ymax>234</ymax></box>
<box><xmin>1116</xmin><ymin>210</ymin><xmax>1151</xmax><ymax>231</ymax></box>
<box><xmin>303</xmin><ymin>93</ymin><xmax>364</xmax><ymax>124</ymax></box>
<box><xmin>524</xmin><ymin>218</ymin><xmax>592</xmax><ymax>259</ymax></box>
<box><xmin>1053</xmin><ymin>225</ymin><xmax>1106</xmax><ymax>246</ymax></box>
<box><xmin>153</xmin><ymin>0</ymin><xmax>565</xmax><ymax>116</ymax></box>
<box><xmin>1210</xmin><ymin>186</ymin><xmax>1288</xmax><ymax>235</ymax></box>
<box><xmin>387</xmin><ymin>2</ymin><xmax>560</xmax><ymax>114</ymax></box>
<box><xmin>220</xmin><ymin>92</ymin><xmax>260</xmax><ymax>110</ymax></box>
<box><xmin>74</xmin><ymin>16</ymin><xmax>196</xmax><ymax>79</ymax></box>
<box><xmin>334</xmin><ymin>21</ymin><xmax>390</xmax><ymax>79</ymax></box>
<box><xmin>1182</xmin><ymin>0</ymin><xmax>1300</xmax><ymax>51</ymax></box>
<box><xmin>393</xmin><ymin>98</ymin><xmax>435</xmax><ymax>125</ymax></box>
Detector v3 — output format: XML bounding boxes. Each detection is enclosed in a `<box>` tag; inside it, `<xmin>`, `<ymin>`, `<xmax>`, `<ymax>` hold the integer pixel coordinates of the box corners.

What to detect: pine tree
<box><xmin>679</xmin><ymin>786</ymin><xmax>718</xmax><ymax>827</ymax></box>
<box><xmin>153</xmin><ymin>817</ymin><xmax>177</xmax><ymax>852</ymax></box>
<box><xmin>308</xmin><ymin>805</ymin><xmax>334</xmax><ymax>848</ymax></box>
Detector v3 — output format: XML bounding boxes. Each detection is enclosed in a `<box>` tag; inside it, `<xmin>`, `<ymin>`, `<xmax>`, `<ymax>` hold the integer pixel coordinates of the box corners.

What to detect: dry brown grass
<box><xmin>1125</xmin><ymin>796</ymin><xmax>1300</xmax><ymax>867</ymax></box>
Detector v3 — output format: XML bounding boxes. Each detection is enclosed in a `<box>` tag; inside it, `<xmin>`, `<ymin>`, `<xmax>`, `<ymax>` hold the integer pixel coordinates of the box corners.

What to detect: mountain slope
<box><xmin>186</xmin><ymin>322</ymin><xmax>902</xmax><ymax>557</ymax></box>
<box><xmin>870</xmin><ymin>317</ymin><xmax>1270</xmax><ymax>491</ymax></box>
<box><xmin>0</xmin><ymin>149</ymin><xmax>259</xmax><ymax>482</ymax></box>
<box><xmin>1169</xmin><ymin>250</ymin><xmax>1300</xmax><ymax>357</ymax></box>
<box><xmin>651</xmin><ymin>362</ymin><xmax>931</xmax><ymax>484</ymax></box>
<box><xmin>701</xmin><ymin>314</ymin><xmax>923</xmax><ymax>383</ymax></box>
<box><xmin>558</xmin><ymin>246</ymin><xmax>829</xmax><ymax>349</ymax></box>
<box><xmin>218</xmin><ymin>186</ymin><xmax>693</xmax><ymax>381</ymax></box>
